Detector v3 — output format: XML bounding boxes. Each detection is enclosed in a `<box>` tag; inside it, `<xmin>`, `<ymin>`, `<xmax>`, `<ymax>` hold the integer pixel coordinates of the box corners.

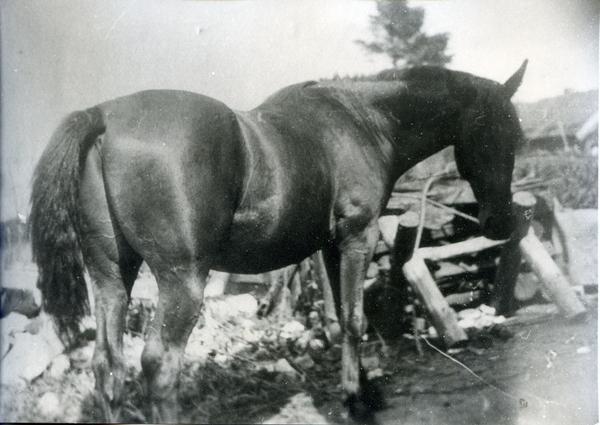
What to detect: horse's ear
<box><xmin>504</xmin><ymin>60</ymin><xmax>528</xmax><ymax>98</ymax></box>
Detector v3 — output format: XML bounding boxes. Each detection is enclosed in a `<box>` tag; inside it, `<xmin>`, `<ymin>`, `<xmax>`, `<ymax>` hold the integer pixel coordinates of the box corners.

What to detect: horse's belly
<box><xmin>213</xmin><ymin>199</ymin><xmax>331</xmax><ymax>274</ymax></box>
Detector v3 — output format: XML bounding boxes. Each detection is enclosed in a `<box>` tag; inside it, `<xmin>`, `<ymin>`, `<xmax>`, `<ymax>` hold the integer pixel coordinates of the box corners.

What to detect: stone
<box><xmin>1</xmin><ymin>312</ymin><xmax>29</xmax><ymax>337</ymax></box>
<box><xmin>367</xmin><ymin>368</ymin><xmax>385</xmax><ymax>380</ymax></box>
<box><xmin>2</xmin><ymin>331</ymin><xmax>63</xmax><ymax>384</ymax></box>
<box><xmin>307</xmin><ymin>338</ymin><xmax>327</xmax><ymax>361</ymax></box>
<box><xmin>225</xmin><ymin>294</ymin><xmax>258</xmax><ymax>316</ymax></box>
<box><xmin>263</xmin><ymin>392</ymin><xmax>328</xmax><ymax>424</ymax></box>
<box><xmin>123</xmin><ymin>333</ymin><xmax>145</xmax><ymax>372</ymax></box>
<box><xmin>213</xmin><ymin>353</ymin><xmax>231</xmax><ymax>367</ymax></box>
<box><xmin>361</xmin><ymin>355</ymin><xmax>380</xmax><ymax>371</ymax></box>
<box><xmin>204</xmin><ymin>271</ymin><xmax>229</xmax><ymax>298</ymax></box>
<box><xmin>478</xmin><ymin>304</ymin><xmax>497</xmax><ymax>316</ymax></box>
<box><xmin>458</xmin><ymin>308</ymin><xmax>482</xmax><ymax>321</ymax></box>
<box><xmin>366</xmin><ymin>262</ymin><xmax>380</xmax><ymax>279</ymax></box>
<box><xmin>242</xmin><ymin>327</ymin><xmax>261</xmax><ymax>344</ymax></box>
<box><xmin>295</xmin><ymin>353</ymin><xmax>315</xmax><ymax>370</ymax></box>
<box><xmin>24</xmin><ymin>315</ymin><xmax>44</xmax><ymax>335</ymax></box>
<box><xmin>294</xmin><ymin>330</ymin><xmax>316</xmax><ymax>354</ymax></box>
<box><xmin>279</xmin><ymin>320</ymin><xmax>305</xmax><ymax>341</ymax></box>
<box><xmin>69</xmin><ymin>342</ymin><xmax>94</xmax><ymax>369</ymax></box>
<box><xmin>48</xmin><ymin>353</ymin><xmax>71</xmax><ymax>378</ymax></box>
<box><xmin>378</xmin><ymin>255</ymin><xmax>392</xmax><ymax>271</ymax></box>
<box><xmin>38</xmin><ymin>392</ymin><xmax>62</xmax><ymax>419</ymax></box>
<box><xmin>1</xmin><ymin>287</ymin><xmax>41</xmax><ymax>318</ymax></box>
<box><xmin>274</xmin><ymin>358</ymin><xmax>297</xmax><ymax>378</ymax></box>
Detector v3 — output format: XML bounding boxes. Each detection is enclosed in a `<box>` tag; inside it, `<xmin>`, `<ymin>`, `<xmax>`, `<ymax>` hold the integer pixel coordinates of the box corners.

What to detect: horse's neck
<box><xmin>366</xmin><ymin>98</ymin><xmax>454</xmax><ymax>181</ymax></box>
<box><xmin>388</xmin><ymin>131</ymin><xmax>451</xmax><ymax>180</ymax></box>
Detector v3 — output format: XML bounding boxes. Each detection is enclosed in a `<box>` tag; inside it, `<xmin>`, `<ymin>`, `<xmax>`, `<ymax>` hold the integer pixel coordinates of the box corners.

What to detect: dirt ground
<box><xmin>369</xmin><ymin>305</ymin><xmax>598</xmax><ymax>425</ymax></box>
<box><xmin>1</xmin><ymin>267</ymin><xmax>597</xmax><ymax>425</ymax></box>
<box><xmin>2</xmin><ymin>164</ymin><xmax>598</xmax><ymax>424</ymax></box>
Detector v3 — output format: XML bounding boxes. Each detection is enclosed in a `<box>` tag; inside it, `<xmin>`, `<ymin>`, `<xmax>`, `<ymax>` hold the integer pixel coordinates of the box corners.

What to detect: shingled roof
<box><xmin>515</xmin><ymin>90</ymin><xmax>598</xmax><ymax>150</ymax></box>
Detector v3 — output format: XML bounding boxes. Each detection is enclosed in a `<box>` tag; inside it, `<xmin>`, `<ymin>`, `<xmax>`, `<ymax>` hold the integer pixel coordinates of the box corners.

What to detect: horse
<box><xmin>30</xmin><ymin>61</ymin><xmax>526</xmax><ymax>423</ymax></box>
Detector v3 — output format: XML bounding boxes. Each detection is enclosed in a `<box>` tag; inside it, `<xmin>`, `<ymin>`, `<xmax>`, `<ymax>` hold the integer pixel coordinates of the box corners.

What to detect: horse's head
<box><xmin>452</xmin><ymin>61</ymin><xmax>527</xmax><ymax>240</ymax></box>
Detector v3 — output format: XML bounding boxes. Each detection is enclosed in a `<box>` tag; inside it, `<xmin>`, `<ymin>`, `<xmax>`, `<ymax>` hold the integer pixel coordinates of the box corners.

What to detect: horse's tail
<box><xmin>30</xmin><ymin>107</ymin><xmax>106</xmax><ymax>345</ymax></box>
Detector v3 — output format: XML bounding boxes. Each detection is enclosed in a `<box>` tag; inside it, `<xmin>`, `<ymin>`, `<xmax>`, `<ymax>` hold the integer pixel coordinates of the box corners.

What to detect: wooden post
<box><xmin>386</xmin><ymin>210</ymin><xmax>470</xmax><ymax>346</ymax></box>
<box><xmin>402</xmin><ymin>252</ymin><xmax>468</xmax><ymax>347</ymax></box>
<box><xmin>257</xmin><ymin>267</ymin><xmax>289</xmax><ymax>317</ymax></box>
<box><xmin>520</xmin><ymin>227</ymin><xmax>587</xmax><ymax>319</ymax></box>
<box><xmin>491</xmin><ymin>191</ymin><xmax>536</xmax><ymax>315</ymax></box>
<box><xmin>387</xmin><ymin>212</ymin><xmax>420</xmax><ymax>307</ymax></box>
<box><xmin>288</xmin><ymin>264</ymin><xmax>302</xmax><ymax>312</ymax></box>
<box><xmin>378</xmin><ymin>215</ymin><xmax>400</xmax><ymax>249</ymax></box>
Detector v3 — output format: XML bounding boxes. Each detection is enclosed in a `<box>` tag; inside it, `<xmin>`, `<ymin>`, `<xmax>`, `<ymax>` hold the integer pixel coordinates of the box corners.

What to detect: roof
<box><xmin>515</xmin><ymin>90</ymin><xmax>598</xmax><ymax>142</ymax></box>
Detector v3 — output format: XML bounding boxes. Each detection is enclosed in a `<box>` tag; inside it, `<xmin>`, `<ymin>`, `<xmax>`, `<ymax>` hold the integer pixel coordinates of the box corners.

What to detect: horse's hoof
<box><xmin>344</xmin><ymin>379</ymin><xmax>385</xmax><ymax>424</ymax></box>
<box><xmin>361</xmin><ymin>378</ymin><xmax>385</xmax><ymax>412</ymax></box>
<box><xmin>344</xmin><ymin>394</ymin><xmax>376</xmax><ymax>424</ymax></box>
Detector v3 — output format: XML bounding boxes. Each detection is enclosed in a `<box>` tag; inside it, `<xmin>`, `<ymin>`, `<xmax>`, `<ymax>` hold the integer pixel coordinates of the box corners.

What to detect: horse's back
<box><xmin>87</xmin><ymin>88</ymin><xmax>335</xmax><ymax>274</ymax></box>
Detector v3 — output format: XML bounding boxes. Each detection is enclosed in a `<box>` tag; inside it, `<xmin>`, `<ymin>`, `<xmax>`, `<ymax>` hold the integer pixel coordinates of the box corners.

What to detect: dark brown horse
<box><xmin>30</xmin><ymin>62</ymin><xmax>526</xmax><ymax>423</ymax></box>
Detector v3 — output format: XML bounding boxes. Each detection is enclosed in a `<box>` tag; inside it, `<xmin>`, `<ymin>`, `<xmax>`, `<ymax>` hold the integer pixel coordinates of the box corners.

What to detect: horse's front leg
<box><xmin>333</xmin><ymin>220</ymin><xmax>384</xmax><ymax>422</ymax></box>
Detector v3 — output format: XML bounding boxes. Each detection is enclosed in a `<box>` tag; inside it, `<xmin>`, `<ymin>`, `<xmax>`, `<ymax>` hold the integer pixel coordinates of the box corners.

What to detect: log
<box><xmin>387</xmin><ymin>212</ymin><xmax>420</xmax><ymax>306</ymax></box>
<box><xmin>289</xmin><ymin>264</ymin><xmax>302</xmax><ymax>311</ymax></box>
<box><xmin>519</xmin><ymin>227</ymin><xmax>587</xmax><ymax>319</ymax></box>
<box><xmin>257</xmin><ymin>267</ymin><xmax>292</xmax><ymax>317</ymax></box>
<box><xmin>491</xmin><ymin>191</ymin><xmax>537</xmax><ymax>314</ymax></box>
<box><xmin>445</xmin><ymin>290</ymin><xmax>483</xmax><ymax>307</ymax></box>
<box><xmin>378</xmin><ymin>215</ymin><xmax>400</xmax><ymax>249</ymax></box>
<box><xmin>402</xmin><ymin>252</ymin><xmax>468</xmax><ymax>347</ymax></box>
<box><xmin>418</xmin><ymin>236</ymin><xmax>506</xmax><ymax>261</ymax></box>
<box><xmin>299</xmin><ymin>258</ymin><xmax>313</xmax><ymax>285</ymax></box>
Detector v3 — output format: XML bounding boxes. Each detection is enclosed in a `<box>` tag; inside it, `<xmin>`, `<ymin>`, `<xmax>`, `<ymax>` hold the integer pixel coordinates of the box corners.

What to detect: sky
<box><xmin>1</xmin><ymin>0</ymin><xmax>598</xmax><ymax>220</ymax></box>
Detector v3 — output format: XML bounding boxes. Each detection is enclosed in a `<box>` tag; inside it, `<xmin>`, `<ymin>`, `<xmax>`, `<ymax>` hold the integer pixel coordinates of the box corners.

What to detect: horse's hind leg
<box><xmin>140</xmin><ymin>261</ymin><xmax>208</xmax><ymax>423</ymax></box>
<box><xmin>86</xmin><ymin>249</ymin><xmax>142</xmax><ymax>421</ymax></box>
<box><xmin>80</xmin><ymin>147</ymin><xmax>143</xmax><ymax>421</ymax></box>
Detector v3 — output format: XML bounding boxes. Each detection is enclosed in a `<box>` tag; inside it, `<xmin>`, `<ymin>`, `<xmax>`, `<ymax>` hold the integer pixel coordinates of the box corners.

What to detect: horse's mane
<box><xmin>351</xmin><ymin>66</ymin><xmax>501</xmax><ymax>92</ymax></box>
<box><xmin>258</xmin><ymin>66</ymin><xmax>519</xmax><ymax>147</ymax></box>
<box><xmin>258</xmin><ymin>80</ymin><xmax>395</xmax><ymax>145</ymax></box>
<box><xmin>309</xmin><ymin>82</ymin><xmax>398</xmax><ymax>150</ymax></box>
<box><xmin>321</xmin><ymin>67</ymin><xmax>511</xmax><ymax>109</ymax></box>
<box><xmin>309</xmin><ymin>67</ymin><xmax>466</xmax><ymax>136</ymax></box>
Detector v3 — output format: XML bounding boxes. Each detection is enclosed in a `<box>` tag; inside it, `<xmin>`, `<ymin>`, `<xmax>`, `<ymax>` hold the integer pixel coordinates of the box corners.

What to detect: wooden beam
<box><xmin>402</xmin><ymin>252</ymin><xmax>468</xmax><ymax>347</ymax></box>
<box><xmin>520</xmin><ymin>227</ymin><xmax>587</xmax><ymax>319</ymax></box>
<box><xmin>418</xmin><ymin>236</ymin><xmax>506</xmax><ymax>261</ymax></box>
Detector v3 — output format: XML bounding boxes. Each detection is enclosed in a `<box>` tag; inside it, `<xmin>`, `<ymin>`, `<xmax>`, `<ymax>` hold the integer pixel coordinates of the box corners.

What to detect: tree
<box><xmin>357</xmin><ymin>2</ymin><xmax>452</xmax><ymax>68</ymax></box>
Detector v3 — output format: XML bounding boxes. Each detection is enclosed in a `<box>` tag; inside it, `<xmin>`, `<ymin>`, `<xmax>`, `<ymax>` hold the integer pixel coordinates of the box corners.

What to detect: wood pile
<box><xmin>249</xmin><ymin>179</ymin><xmax>589</xmax><ymax>349</ymax></box>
